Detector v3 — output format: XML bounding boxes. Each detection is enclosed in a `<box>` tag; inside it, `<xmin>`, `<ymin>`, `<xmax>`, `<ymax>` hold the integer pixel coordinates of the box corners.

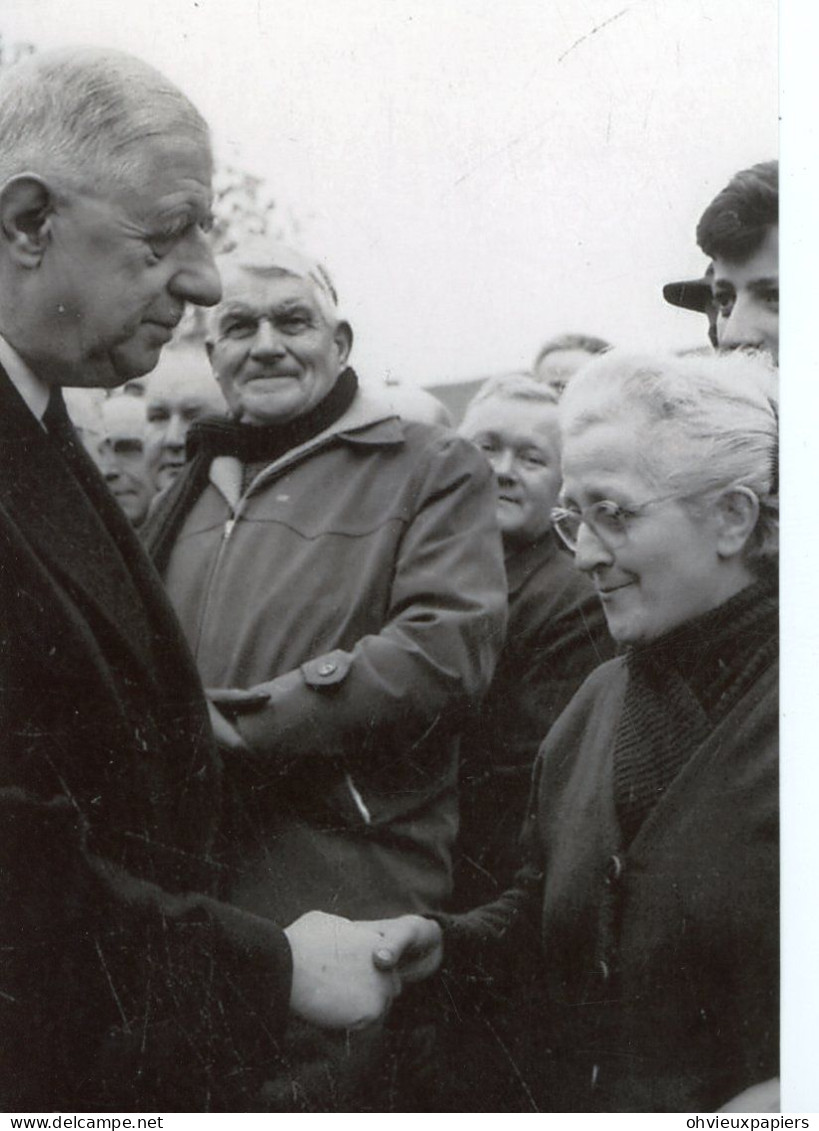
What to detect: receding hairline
<box><xmin>207</xmin><ymin>257</ymin><xmax>341</xmax><ymax>336</ymax></box>
<box><xmin>462</xmin><ymin>378</ymin><xmax>563</xmax><ymax>447</ymax></box>
<box><xmin>0</xmin><ymin>46</ymin><xmax>210</xmax><ymax>192</ymax></box>
<box><xmin>467</xmin><ymin>371</ymin><xmax>561</xmax><ymax>412</ymax></box>
<box><xmin>101</xmin><ymin>394</ymin><xmax>148</xmax><ymax>431</ymax></box>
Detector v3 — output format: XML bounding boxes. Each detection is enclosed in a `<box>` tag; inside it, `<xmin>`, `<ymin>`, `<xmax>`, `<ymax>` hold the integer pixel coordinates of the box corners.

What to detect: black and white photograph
<box><xmin>0</xmin><ymin>0</ymin><xmax>806</xmax><ymax>1118</ymax></box>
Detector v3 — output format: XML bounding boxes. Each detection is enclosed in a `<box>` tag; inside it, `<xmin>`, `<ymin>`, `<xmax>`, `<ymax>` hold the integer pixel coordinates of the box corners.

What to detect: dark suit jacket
<box><xmin>0</xmin><ymin>367</ymin><xmax>291</xmax><ymax>1112</ymax></box>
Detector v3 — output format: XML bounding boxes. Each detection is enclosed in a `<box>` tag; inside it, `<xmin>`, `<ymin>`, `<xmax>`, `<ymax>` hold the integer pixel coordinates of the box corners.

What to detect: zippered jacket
<box><xmin>145</xmin><ymin>388</ymin><xmax>507</xmax><ymax>920</ymax></box>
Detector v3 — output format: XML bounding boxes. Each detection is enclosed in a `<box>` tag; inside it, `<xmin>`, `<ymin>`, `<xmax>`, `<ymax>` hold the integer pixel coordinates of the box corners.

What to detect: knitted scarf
<box><xmin>142</xmin><ymin>367</ymin><xmax>358</xmax><ymax>573</ymax></box>
<box><xmin>187</xmin><ymin>366</ymin><xmax>358</xmax><ymax>464</ymax></box>
<box><xmin>612</xmin><ymin>570</ymin><xmax>778</xmax><ymax>847</ymax></box>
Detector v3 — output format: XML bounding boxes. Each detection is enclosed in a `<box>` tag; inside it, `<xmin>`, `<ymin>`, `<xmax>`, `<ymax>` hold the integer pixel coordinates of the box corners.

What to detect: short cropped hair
<box><xmin>533</xmin><ymin>333</ymin><xmax>611</xmax><ymax>371</ymax></box>
<box><xmin>466</xmin><ymin>371</ymin><xmax>561</xmax><ymax>413</ymax></box>
<box><xmin>0</xmin><ymin>47</ymin><xmax>209</xmax><ymax>192</ymax></box>
<box><xmin>560</xmin><ymin>349</ymin><xmax>779</xmax><ymax>574</ymax></box>
<box><xmin>696</xmin><ymin>160</ymin><xmax>778</xmax><ymax>262</ymax></box>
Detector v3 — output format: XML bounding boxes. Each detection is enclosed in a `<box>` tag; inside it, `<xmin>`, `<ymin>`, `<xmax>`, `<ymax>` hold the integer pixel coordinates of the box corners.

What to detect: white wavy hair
<box><xmin>559</xmin><ymin>348</ymin><xmax>779</xmax><ymax>572</ymax></box>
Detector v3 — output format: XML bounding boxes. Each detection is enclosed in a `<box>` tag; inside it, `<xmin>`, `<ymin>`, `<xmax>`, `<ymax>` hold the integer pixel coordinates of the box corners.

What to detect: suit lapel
<box><xmin>0</xmin><ymin>365</ymin><xmax>159</xmax><ymax>677</ymax></box>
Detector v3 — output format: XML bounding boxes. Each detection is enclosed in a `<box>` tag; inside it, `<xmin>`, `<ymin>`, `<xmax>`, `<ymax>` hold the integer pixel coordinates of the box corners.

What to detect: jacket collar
<box><xmin>332</xmin><ymin>387</ymin><xmax>407</xmax><ymax>445</ymax></box>
<box><xmin>504</xmin><ymin>531</ymin><xmax>560</xmax><ymax>596</ymax></box>
<box><xmin>208</xmin><ymin>386</ymin><xmax>407</xmax><ymax>508</ymax></box>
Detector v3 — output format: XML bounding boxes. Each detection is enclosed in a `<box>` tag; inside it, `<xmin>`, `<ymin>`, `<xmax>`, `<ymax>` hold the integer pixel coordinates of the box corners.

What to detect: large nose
<box><xmin>162</xmin><ymin>413</ymin><xmax>187</xmax><ymax>450</ymax></box>
<box><xmin>249</xmin><ymin>319</ymin><xmax>286</xmax><ymax>359</ymax></box>
<box><xmin>573</xmin><ymin>520</ymin><xmax>614</xmax><ymax>574</ymax></box>
<box><xmin>717</xmin><ymin>296</ymin><xmax>763</xmax><ymax>352</ymax></box>
<box><xmin>489</xmin><ymin>449</ymin><xmax>517</xmax><ymax>483</ymax></box>
<box><xmin>98</xmin><ymin>448</ymin><xmax>119</xmax><ymax>480</ymax></box>
<box><xmin>169</xmin><ymin>229</ymin><xmax>222</xmax><ymax>308</ymax></box>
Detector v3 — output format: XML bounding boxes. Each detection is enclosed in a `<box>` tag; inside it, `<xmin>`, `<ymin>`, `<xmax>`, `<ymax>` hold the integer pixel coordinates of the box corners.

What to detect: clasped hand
<box><xmin>284</xmin><ymin>910</ymin><xmax>443</xmax><ymax>1031</ymax></box>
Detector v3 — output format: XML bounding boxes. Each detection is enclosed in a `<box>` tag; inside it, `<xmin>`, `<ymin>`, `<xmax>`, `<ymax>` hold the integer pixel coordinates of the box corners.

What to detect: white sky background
<box><xmin>2</xmin><ymin>0</ymin><xmax>777</xmax><ymax>386</ymax></box>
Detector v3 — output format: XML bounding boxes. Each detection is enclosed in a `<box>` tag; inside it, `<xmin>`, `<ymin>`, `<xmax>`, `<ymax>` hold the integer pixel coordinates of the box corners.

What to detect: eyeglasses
<box><xmin>551</xmin><ymin>492</ymin><xmax>687</xmax><ymax>553</ymax></box>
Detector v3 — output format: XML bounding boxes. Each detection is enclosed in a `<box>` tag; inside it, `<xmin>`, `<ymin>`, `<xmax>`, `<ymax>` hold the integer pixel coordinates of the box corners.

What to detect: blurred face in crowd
<box><xmin>207</xmin><ymin>270</ymin><xmax>352</xmax><ymax>426</ymax></box>
<box><xmin>533</xmin><ymin>349</ymin><xmax>594</xmax><ymax>396</ymax></box>
<box><xmin>120</xmin><ymin>376</ymin><xmax>149</xmax><ymax>397</ymax></box>
<box><xmin>144</xmin><ymin>359</ymin><xmax>226</xmax><ymax>490</ymax></box>
<box><xmin>4</xmin><ymin>130</ymin><xmax>221</xmax><ymax>389</ymax></box>
<box><xmin>712</xmin><ymin>226</ymin><xmax>779</xmax><ymax>363</ymax></box>
<box><xmin>560</xmin><ymin>414</ymin><xmax>751</xmax><ymax>646</ymax></box>
<box><xmin>95</xmin><ymin>395</ymin><xmax>153</xmax><ymax>526</ymax></box>
<box><xmin>461</xmin><ymin>394</ymin><xmax>562</xmax><ymax>547</ymax></box>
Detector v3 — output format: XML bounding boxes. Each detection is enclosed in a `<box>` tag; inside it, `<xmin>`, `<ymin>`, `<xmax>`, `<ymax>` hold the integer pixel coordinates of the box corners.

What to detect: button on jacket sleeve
<box><xmin>234</xmin><ymin>429</ymin><xmax>507</xmax><ymax>772</ymax></box>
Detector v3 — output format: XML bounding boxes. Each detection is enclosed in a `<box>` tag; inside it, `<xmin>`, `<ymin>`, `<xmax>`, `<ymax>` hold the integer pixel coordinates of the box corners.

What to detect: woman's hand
<box><xmin>361</xmin><ymin>914</ymin><xmax>444</xmax><ymax>984</ymax></box>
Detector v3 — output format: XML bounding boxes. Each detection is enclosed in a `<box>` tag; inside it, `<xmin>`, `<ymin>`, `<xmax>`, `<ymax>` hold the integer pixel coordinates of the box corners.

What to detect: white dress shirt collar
<box><xmin>0</xmin><ymin>333</ymin><xmax>51</xmax><ymax>425</ymax></box>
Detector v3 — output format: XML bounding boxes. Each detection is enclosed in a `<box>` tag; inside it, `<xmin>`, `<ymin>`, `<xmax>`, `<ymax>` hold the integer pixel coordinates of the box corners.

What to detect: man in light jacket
<box><xmin>143</xmin><ymin>240</ymin><xmax>507</xmax><ymax>925</ymax></box>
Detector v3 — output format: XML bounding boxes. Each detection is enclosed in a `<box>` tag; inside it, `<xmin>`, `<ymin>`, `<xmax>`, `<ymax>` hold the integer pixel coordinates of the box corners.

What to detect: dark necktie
<box><xmin>42</xmin><ymin>386</ymin><xmax>76</xmax><ymax>444</ymax></box>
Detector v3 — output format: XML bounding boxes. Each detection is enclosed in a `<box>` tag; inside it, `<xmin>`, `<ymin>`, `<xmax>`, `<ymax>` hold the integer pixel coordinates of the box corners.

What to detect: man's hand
<box><xmin>205</xmin><ymin>698</ymin><xmax>248</xmax><ymax>751</ymax></box>
<box><xmin>283</xmin><ymin>910</ymin><xmax>403</xmax><ymax>1031</ymax></box>
<box><xmin>207</xmin><ymin>687</ymin><xmax>271</xmax><ymax>716</ymax></box>
<box><xmin>364</xmin><ymin>914</ymin><xmax>444</xmax><ymax>984</ymax></box>
<box><xmin>205</xmin><ymin>688</ymin><xmax>270</xmax><ymax>751</ymax></box>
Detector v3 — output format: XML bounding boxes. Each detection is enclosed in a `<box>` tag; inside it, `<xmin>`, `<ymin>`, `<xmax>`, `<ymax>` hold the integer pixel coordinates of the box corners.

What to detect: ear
<box><xmin>714</xmin><ymin>486</ymin><xmax>760</xmax><ymax>559</ymax></box>
<box><xmin>0</xmin><ymin>175</ymin><xmax>55</xmax><ymax>266</ymax></box>
<box><xmin>333</xmin><ymin>320</ymin><xmax>353</xmax><ymax>368</ymax></box>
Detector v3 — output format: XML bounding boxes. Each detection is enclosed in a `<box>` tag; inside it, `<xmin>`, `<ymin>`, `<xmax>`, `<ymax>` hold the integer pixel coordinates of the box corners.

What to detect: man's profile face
<box><xmin>144</xmin><ymin>365</ymin><xmax>226</xmax><ymax>491</ymax></box>
<box><xmin>32</xmin><ymin>131</ymin><xmax>221</xmax><ymax>388</ymax></box>
<box><xmin>712</xmin><ymin>225</ymin><xmax>779</xmax><ymax>362</ymax></box>
<box><xmin>94</xmin><ymin>395</ymin><xmax>154</xmax><ymax>526</ymax></box>
<box><xmin>208</xmin><ymin>272</ymin><xmax>350</xmax><ymax>426</ymax></box>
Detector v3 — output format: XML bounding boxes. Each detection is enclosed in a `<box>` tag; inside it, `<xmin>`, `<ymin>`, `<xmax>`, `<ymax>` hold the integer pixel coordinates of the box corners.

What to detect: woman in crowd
<box><xmin>381</xmin><ymin>348</ymin><xmax>779</xmax><ymax>1113</ymax></box>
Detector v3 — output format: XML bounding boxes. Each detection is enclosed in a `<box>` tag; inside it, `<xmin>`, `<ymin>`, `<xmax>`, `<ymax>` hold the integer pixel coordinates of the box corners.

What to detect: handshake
<box><xmin>283</xmin><ymin>910</ymin><xmax>443</xmax><ymax>1030</ymax></box>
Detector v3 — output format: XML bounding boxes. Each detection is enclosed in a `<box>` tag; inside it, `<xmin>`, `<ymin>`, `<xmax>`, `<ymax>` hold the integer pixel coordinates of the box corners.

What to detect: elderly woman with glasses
<box><xmin>375</xmin><ymin>349</ymin><xmax>779</xmax><ymax>1113</ymax></box>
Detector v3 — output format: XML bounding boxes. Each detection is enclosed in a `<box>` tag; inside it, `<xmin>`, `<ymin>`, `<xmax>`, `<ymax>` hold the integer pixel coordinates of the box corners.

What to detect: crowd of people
<box><xmin>0</xmin><ymin>45</ymin><xmax>779</xmax><ymax>1115</ymax></box>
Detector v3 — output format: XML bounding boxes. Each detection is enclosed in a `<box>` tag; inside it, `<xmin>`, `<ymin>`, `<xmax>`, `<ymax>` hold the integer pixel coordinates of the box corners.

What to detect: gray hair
<box><xmin>467</xmin><ymin>371</ymin><xmax>561</xmax><ymax>412</ymax></box>
<box><xmin>0</xmin><ymin>47</ymin><xmax>209</xmax><ymax>192</ymax></box>
<box><xmin>207</xmin><ymin>240</ymin><xmax>341</xmax><ymax>337</ymax></box>
<box><xmin>560</xmin><ymin>349</ymin><xmax>779</xmax><ymax>573</ymax></box>
<box><xmin>533</xmin><ymin>332</ymin><xmax>611</xmax><ymax>370</ymax></box>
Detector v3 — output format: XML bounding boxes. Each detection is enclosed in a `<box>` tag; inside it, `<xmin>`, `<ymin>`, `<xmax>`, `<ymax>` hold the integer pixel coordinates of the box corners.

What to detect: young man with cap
<box><xmin>664</xmin><ymin>161</ymin><xmax>778</xmax><ymax>361</ymax></box>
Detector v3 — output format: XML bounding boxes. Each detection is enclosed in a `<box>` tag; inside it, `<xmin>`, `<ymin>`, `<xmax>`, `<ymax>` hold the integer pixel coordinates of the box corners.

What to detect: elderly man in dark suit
<box><xmin>0</xmin><ymin>47</ymin><xmax>402</xmax><ymax>1113</ymax></box>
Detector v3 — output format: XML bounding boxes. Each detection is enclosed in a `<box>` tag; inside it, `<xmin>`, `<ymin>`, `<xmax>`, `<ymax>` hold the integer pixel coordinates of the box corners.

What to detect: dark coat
<box><xmin>444</xmin><ymin>643</ymin><xmax>778</xmax><ymax>1111</ymax></box>
<box><xmin>0</xmin><ymin>367</ymin><xmax>291</xmax><ymax>1112</ymax></box>
<box><xmin>453</xmin><ymin>534</ymin><xmax>613</xmax><ymax>906</ymax></box>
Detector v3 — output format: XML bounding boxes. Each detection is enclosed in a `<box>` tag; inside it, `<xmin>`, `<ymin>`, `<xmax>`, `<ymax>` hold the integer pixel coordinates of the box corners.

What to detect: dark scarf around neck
<box><xmin>186</xmin><ymin>366</ymin><xmax>358</xmax><ymax>464</ymax></box>
<box><xmin>142</xmin><ymin>367</ymin><xmax>358</xmax><ymax>573</ymax></box>
<box><xmin>612</xmin><ymin>570</ymin><xmax>778</xmax><ymax>848</ymax></box>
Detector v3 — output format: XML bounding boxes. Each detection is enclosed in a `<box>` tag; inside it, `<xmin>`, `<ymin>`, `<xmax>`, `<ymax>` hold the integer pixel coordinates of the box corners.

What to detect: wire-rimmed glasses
<box><xmin>551</xmin><ymin>493</ymin><xmax>688</xmax><ymax>553</ymax></box>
